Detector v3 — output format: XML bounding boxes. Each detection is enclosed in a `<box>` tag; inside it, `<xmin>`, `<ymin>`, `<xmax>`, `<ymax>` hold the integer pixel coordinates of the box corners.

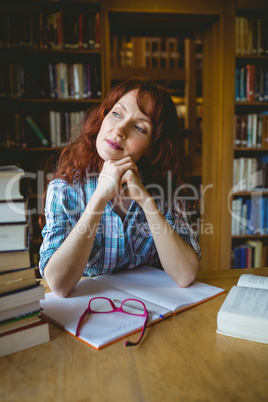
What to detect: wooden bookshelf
<box><xmin>6</xmin><ymin>0</ymin><xmax>268</xmax><ymax>271</ymax></box>
<box><xmin>232</xmin><ymin>0</ymin><xmax>268</xmax><ymax>268</ymax></box>
<box><xmin>0</xmin><ymin>0</ymin><xmax>103</xmax><ymax>265</ymax></box>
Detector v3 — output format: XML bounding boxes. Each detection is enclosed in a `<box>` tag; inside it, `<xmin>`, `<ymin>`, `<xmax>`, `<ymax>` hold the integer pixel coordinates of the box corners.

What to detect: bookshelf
<box><xmin>0</xmin><ymin>0</ymin><xmax>103</xmax><ymax>265</ymax></box>
<box><xmin>4</xmin><ymin>0</ymin><xmax>258</xmax><ymax>272</ymax></box>
<box><xmin>105</xmin><ymin>11</ymin><xmax>203</xmax><ymax>180</ymax></box>
<box><xmin>232</xmin><ymin>1</ymin><xmax>268</xmax><ymax>268</ymax></box>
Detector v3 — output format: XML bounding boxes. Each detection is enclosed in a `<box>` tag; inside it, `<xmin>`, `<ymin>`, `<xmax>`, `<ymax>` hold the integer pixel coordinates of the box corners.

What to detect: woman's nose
<box><xmin>113</xmin><ymin>124</ymin><xmax>126</xmax><ymax>137</ymax></box>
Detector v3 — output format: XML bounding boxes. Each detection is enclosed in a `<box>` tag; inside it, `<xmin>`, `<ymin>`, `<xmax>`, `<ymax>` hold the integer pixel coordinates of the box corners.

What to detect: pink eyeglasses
<box><xmin>76</xmin><ymin>297</ymin><xmax>149</xmax><ymax>347</ymax></box>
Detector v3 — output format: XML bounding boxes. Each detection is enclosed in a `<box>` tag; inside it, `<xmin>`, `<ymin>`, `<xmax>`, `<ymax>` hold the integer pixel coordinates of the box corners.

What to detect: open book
<box><xmin>217</xmin><ymin>274</ymin><xmax>268</xmax><ymax>344</ymax></box>
<box><xmin>40</xmin><ymin>266</ymin><xmax>225</xmax><ymax>350</ymax></box>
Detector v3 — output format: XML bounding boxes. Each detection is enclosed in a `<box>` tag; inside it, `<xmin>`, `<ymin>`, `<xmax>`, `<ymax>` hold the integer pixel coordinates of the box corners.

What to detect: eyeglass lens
<box><xmin>89</xmin><ymin>298</ymin><xmax>114</xmax><ymax>312</ymax></box>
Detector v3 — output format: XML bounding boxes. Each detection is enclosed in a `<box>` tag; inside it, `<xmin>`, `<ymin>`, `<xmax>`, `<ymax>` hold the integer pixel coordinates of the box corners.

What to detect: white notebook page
<box><xmin>94</xmin><ymin>266</ymin><xmax>224</xmax><ymax>311</ymax></box>
<box><xmin>41</xmin><ymin>278</ymin><xmax>169</xmax><ymax>348</ymax></box>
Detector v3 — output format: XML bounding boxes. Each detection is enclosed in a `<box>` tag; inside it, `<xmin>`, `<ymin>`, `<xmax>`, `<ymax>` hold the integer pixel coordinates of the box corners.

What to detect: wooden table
<box><xmin>1</xmin><ymin>268</ymin><xmax>268</xmax><ymax>402</ymax></box>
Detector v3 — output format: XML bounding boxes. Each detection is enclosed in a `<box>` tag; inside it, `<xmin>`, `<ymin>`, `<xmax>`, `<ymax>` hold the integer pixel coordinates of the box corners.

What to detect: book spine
<box><xmin>246</xmin><ymin>64</ymin><xmax>255</xmax><ymax>102</ymax></box>
<box><xmin>57</xmin><ymin>11</ymin><xmax>63</xmax><ymax>50</ymax></box>
<box><xmin>95</xmin><ymin>12</ymin><xmax>101</xmax><ymax>49</ymax></box>
<box><xmin>78</xmin><ymin>13</ymin><xmax>83</xmax><ymax>50</ymax></box>
<box><xmin>49</xmin><ymin>111</ymin><xmax>57</xmax><ymax>147</ymax></box>
<box><xmin>87</xmin><ymin>63</ymin><xmax>92</xmax><ymax>99</ymax></box>
<box><xmin>25</xmin><ymin>116</ymin><xmax>49</xmax><ymax>147</ymax></box>
<box><xmin>240</xmin><ymin>67</ymin><xmax>247</xmax><ymax>102</ymax></box>
<box><xmin>241</xmin><ymin>115</ymin><xmax>248</xmax><ymax>147</ymax></box>
<box><xmin>235</xmin><ymin>68</ymin><xmax>241</xmax><ymax>101</ymax></box>
<box><xmin>88</xmin><ymin>13</ymin><xmax>95</xmax><ymax>49</ymax></box>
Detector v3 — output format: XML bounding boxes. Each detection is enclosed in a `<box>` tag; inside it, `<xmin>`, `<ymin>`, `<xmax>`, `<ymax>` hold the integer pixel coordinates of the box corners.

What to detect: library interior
<box><xmin>1</xmin><ymin>1</ymin><xmax>268</xmax><ymax>401</ymax></box>
<box><xmin>1</xmin><ymin>0</ymin><xmax>268</xmax><ymax>272</ymax></box>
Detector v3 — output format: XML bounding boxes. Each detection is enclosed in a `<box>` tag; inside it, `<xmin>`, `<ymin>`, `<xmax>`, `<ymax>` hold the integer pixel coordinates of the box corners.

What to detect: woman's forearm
<box><xmin>141</xmin><ymin>196</ymin><xmax>199</xmax><ymax>287</ymax></box>
<box><xmin>44</xmin><ymin>190</ymin><xmax>107</xmax><ymax>297</ymax></box>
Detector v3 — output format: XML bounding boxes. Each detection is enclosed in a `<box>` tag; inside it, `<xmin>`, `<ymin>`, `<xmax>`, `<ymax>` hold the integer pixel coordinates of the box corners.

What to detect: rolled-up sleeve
<box><xmin>39</xmin><ymin>181</ymin><xmax>72</xmax><ymax>277</ymax></box>
<box><xmin>165</xmin><ymin>201</ymin><xmax>202</xmax><ymax>261</ymax></box>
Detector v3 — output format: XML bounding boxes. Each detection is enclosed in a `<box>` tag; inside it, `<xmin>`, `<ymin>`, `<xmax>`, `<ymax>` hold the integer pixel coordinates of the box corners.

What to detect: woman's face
<box><xmin>96</xmin><ymin>90</ymin><xmax>153</xmax><ymax>163</ymax></box>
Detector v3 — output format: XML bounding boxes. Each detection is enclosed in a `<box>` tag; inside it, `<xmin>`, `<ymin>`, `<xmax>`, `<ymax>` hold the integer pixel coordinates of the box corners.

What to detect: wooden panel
<box><xmin>200</xmin><ymin>0</ymin><xmax>235</xmax><ymax>270</ymax></box>
<box><xmin>184</xmin><ymin>38</ymin><xmax>196</xmax><ymax>130</ymax></box>
<box><xmin>108</xmin><ymin>12</ymin><xmax>218</xmax><ymax>37</ymax></box>
<box><xmin>110</xmin><ymin>67</ymin><xmax>185</xmax><ymax>82</ymax></box>
<box><xmin>218</xmin><ymin>0</ymin><xmax>236</xmax><ymax>269</ymax></box>
<box><xmin>237</xmin><ymin>0</ymin><xmax>268</xmax><ymax>10</ymax></box>
<box><xmin>201</xmin><ymin>19</ymin><xmax>222</xmax><ymax>270</ymax></box>
<box><xmin>101</xmin><ymin>0</ymin><xmax>230</xmax><ymax>14</ymax></box>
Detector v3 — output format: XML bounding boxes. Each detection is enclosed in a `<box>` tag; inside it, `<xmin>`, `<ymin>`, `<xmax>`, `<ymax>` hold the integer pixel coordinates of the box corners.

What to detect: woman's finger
<box><xmin>113</xmin><ymin>157</ymin><xmax>140</xmax><ymax>178</ymax></box>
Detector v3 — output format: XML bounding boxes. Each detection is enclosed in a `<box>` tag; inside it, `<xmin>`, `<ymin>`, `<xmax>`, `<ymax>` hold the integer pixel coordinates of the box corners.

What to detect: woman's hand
<box><xmin>119</xmin><ymin>168</ymin><xmax>149</xmax><ymax>206</ymax></box>
<box><xmin>96</xmin><ymin>157</ymin><xmax>141</xmax><ymax>203</ymax></box>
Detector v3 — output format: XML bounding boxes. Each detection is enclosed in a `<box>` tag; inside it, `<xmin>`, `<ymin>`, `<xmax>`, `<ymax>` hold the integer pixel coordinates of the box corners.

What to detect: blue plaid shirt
<box><xmin>39</xmin><ymin>177</ymin><xmax>201</xmax><ymax>278</ymax></box>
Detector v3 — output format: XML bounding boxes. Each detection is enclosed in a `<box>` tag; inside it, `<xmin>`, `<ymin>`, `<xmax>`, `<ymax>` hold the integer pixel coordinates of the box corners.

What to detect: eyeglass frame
<box><xmin>76</xmin><ymin>297</ymin><xmax>149</xmax><ymax>347</ymax></box>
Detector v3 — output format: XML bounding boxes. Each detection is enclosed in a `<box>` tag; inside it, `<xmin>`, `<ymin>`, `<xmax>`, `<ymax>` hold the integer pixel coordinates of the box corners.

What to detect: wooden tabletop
<box><xmin>1</xmin><ymin>267</ymin><xmax>268</xmax><ymax>402</ymax></box>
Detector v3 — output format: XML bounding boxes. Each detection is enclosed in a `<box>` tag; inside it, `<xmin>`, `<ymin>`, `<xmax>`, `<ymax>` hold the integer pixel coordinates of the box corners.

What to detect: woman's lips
<box><xmin>106</xmin><ymin>139</ymin><xmax>124</xmax><ymax>150</ymax></box>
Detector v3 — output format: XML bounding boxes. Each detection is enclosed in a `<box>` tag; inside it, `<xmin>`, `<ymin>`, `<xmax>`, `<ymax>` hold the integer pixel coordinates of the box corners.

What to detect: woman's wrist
<box><xmin>138</xmin><ymin>191</ymin><xmax>158</xmax><ymax>213</ymax></box>
<box><xmin>87</xmin><ymin>188</ymin><xmax>109</xmax><ymax>214</ymax></box>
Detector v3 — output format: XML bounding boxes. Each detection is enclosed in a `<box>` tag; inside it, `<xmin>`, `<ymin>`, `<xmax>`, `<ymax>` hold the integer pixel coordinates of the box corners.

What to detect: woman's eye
<box><xmin>135</xmin><ymin>125</ymin><xmax>145</xmax><ymax>133</ymax></box>
<box><xmin>112</xmin><ymin>111</ymin><xmax>121</xmax><ymax>118</ymax></box>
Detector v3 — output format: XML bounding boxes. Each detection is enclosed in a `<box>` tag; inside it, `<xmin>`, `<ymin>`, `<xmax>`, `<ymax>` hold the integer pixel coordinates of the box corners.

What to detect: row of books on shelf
<box><xmin>112</xmin><ymin>36</ymin><xmax>189</xmax><ymax>70</ymax></box>
<box><xmin>48</xmin><ymin>62</ymin><xmax>101</xmax><ymax>100</ymax></box>
<box><xmin>49</xmin><ymin>110</ymin><xmax>85</xmax><ymax>147</ymax></box>
<box><xmin>0</xmin><ymin>10</ymin><xmax>101</xmax><ymax>50</ymax></box>
<box><xmin>0</xmin><ymin>111</ymin><xmax>85</xmax><ymax>148</ymax></box>
<box><xmin>231</xmin><ymin>197</ymin><xmax>268</xmax><ymax>236</ymax></box>
<box><xmin>234</xmin><ymin>113</ymin><xmax>268</xmax><ymax>148</ymax></box>
<box><xmin>0</xmin><ymin>165</ymin><xmax>49</xmax><ymax>357</ymax></box>
<box><xmin>233</xmin><ymin>156</ymin><xmax>268</xmax><ymax>192</ymax></box>
<box><xmin>232</xmin><ymin>241</ymin><xmax>267</xmax><ymax>269</ymax></box>
<box><xmin>235</xmin><ymin>16</ymin><xmax>268</xmax><ymax>56</ymax></box>
<box><xmin>235</xmin><ymin>65</ymin><xmax>268</xmax><ymax>102</ymax></box>
<box><xmin>0</xmin><ymin>62</ymin><xmax>102</xmax><ymax>100</ymax></box>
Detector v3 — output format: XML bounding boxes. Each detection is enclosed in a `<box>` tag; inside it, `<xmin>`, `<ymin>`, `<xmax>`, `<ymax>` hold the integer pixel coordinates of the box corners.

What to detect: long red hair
<box><xmin>54</xmin><ymin>77</ymin><xmax>184</xmax><ymax>191</ymax></box>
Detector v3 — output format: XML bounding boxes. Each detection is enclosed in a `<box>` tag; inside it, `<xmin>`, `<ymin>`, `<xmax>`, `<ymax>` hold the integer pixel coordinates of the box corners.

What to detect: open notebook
<box><xmin>40</xmin><ymin>266</ymin><xmax>225</xmax><ymax>350</ymax></box>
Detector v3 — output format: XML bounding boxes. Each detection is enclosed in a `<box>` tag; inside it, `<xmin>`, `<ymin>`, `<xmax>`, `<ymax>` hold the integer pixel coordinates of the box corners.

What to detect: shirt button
<box><xmin>120</xmin><ymin>234</ymin><xmax>124</xmax><ymax>238</ymax></box>
<box><xmin>119</xmin><ymin>259</ymin><xmax>123</xmax><ymax>263</ymax></box>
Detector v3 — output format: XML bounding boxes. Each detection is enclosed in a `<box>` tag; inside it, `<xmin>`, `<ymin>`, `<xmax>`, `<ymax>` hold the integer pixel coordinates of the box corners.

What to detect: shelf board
<box><xmin>234</xmin><ymin>147</ymin><xmax>268</xmax><ymax>152</ymax></box>
<box><xmin>232</xmin><ymin>235</ymin><xmax>268</xmax><ymax>239</ymax></box>
<box><xmin>236</xmin><ymin>55</ymin><xmax>268</xmax><ymax>59</ymax></box>
<box><xmin>111</xmin><ymin>67</ymin><xmax>185</xmax><ymax>82</ymax></box>
<box><xmin>0</xmin><ymin>98</ymin><xmax>102</xmax><ymax>104</ymax></box>
<box><xmin>171</xmin><ymin>96</ymin><xmax>203</xmax><ymax>104</ymax></box>
<box><xmin>0</xmin><ymin>147</ymin><xmax>63</xmax><ymax>152</ymax></box>
<box><xmin>0</xmin><ymin>48</ymin><xmax>102</xmax><ymax>55</ymax></box>
<box><xmin>109</xmin><ymin>11</ymin><xmax>217</xmax><ymax>37</ymax></box>
<box><xmin>235</xmin><ymin>101</ymin><xmax>268</xmax><ymax>106</ymax></box>
<box><xmin>233</xmin><ymin>191</ymin><xmax>268</xmax><ymax>196</ymax></box>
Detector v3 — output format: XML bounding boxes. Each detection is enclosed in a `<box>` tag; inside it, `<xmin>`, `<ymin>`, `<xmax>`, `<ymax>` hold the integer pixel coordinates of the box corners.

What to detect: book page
<box><xmin>218</xmin><ymin>286</ymin><xmax>268</xmax><ymax>319</ymax></box>
<box><xmin>93</xmin><ymin>266</ymin><xmax>225</xmax><ymax>311</ymax></box>
<box><xmin>217</xmin><ymin>285</ymin><xmax>268</xmax><ymax>343</ymax></box>
<box><xmin>237</xmin><ymin>274</ymin><xmax>268</xmax><ymax>289</ymax></box>
<box><xmin>40</xmin><ymin>277</ymin><xmax>170</xmax><ymax>349</ymax></box>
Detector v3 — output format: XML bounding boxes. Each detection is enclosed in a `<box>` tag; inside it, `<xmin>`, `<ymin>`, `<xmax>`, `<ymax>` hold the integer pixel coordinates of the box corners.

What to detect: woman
<box><xmin>39</xmin><ymin>78</ymin><xmax>201</xmax><ymax>297</ymax></box>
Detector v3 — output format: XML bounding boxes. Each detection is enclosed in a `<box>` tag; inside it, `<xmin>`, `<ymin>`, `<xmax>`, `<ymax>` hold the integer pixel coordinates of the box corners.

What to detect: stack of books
<box><xmin>0</xmin><ymin>166</ymin><xmax>49</xmax><ymax>358</ymax></box>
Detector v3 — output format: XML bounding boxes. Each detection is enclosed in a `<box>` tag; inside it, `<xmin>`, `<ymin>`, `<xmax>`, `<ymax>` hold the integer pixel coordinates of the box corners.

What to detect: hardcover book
<box><xmin>217</xmin><ymin>274</ymin><xmax>268</xmax><ymax>344</ymax></box>
<box><xmin>41</xmin><ymin>266</ymin><xmax>225</xmax><ymax>350</ymax></box>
